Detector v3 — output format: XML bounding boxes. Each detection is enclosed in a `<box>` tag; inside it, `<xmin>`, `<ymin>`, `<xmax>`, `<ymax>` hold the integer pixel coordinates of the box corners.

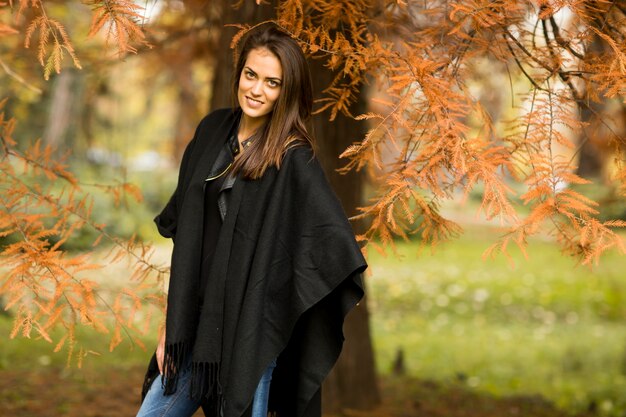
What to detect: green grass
<box><xmin>367</xmin><ymin>228</ymin><xmax>626</xmax><ymax>416</ymax></box>
<box><xmin>0</xmin><ymin>243</ymin><xmax>173</xmax><ymax>373</ymax></box>
<box><xmin>1</xmin><ymin>226</ymin><xmax>624</xmax><ymax>415</ymax></box>
<box><xmin>0</xmin><ymin>314</ymin><xmax>155</xmax><ymax>372</ymax></box>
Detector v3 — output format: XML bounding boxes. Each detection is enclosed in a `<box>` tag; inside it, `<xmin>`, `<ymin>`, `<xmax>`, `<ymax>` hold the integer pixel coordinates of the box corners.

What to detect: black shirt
<box><xmin>198</xmin><ymin>119</ymin><xmax>250</xmax><ymax>305</ymax></box>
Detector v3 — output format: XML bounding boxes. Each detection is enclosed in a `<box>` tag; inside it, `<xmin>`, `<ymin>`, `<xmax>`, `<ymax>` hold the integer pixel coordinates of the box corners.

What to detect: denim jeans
<box><xmin>136</xmin><ymin>359</ymin><xmax>277</xmax><ymax>417</ymax></box>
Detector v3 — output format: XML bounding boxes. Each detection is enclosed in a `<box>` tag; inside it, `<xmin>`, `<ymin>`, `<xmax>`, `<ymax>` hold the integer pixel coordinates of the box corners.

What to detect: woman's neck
<box><xmin>238</xmin><ymin>114</ymin><xmax>266</xmax><ymax>145</ymax></box>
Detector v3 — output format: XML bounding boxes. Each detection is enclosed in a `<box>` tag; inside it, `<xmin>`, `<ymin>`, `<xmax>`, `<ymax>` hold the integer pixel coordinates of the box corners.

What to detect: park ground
<box><xmin>0</xmin><ymin>364</ymin><xmax>595</xmax><ymax>417</ymax></box>
<box><xmin>1</xmin><ymin>224</ymin><xmax>624</xmax><ymax>417</ymax></box>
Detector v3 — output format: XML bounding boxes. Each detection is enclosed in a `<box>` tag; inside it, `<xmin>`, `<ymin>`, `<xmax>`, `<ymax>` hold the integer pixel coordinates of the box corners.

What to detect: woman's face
<box><xmin>237</xmin><ymin>47</ymin><xmax>283</xmax><ymax>125</ymax></box>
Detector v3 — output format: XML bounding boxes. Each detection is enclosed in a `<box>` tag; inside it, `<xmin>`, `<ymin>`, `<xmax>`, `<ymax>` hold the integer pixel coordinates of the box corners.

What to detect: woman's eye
<box><xmin>245</xmin><ymin>71</ymin><xmax>255</xmax><ymax>79</ymax></box>
<box><xmin>268</xmin><ymin>80</ymin><xmax>280</xmax><ymax>88</ymax></box>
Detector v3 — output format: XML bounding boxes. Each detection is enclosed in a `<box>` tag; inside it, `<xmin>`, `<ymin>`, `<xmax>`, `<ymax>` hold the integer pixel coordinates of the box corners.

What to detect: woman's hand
<box><xmin>157</xmin><ymin>328</ymin><xmax>166</xmax><ymax>374</ymax></box>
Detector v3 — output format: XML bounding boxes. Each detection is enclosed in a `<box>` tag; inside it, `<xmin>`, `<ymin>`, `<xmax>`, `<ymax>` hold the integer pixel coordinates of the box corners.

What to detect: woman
<box><xmin>137</xmin><ymin>23</ymin><xmax>366</xmax><ymax>417</ymax></box>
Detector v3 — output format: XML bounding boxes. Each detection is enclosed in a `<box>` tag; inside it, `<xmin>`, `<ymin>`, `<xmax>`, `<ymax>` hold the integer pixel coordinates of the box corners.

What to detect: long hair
<box><xmin>230</xmin><ymin>23</ymin><xmax>315</xmax><ymax>180</ymax></box>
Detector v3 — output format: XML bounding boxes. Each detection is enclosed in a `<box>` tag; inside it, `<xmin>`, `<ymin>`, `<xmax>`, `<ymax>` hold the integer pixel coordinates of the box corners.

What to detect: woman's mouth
<box><xmin>245</xmin><ymin>96</ymin><xmax>264</xmax><ymax>109</ymax></box>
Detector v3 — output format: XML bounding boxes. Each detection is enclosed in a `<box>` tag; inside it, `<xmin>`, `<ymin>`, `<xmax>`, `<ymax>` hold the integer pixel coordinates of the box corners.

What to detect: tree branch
<box><xmin>0</xmin><ymin>58</ymin><xmax>43</xmax><ymax>94</ymax></box>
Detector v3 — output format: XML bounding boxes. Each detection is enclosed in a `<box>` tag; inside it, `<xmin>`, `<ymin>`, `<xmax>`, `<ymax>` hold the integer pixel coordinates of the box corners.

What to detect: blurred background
<box><xmin>1</xmin><ymin>1</ymin><xmax>626</xmax><ymax>417</ymax></box>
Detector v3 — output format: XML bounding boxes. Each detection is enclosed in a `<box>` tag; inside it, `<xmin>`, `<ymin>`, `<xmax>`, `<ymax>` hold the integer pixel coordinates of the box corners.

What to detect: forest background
<box><xmin>1</xmin><ymin>0</ymin><xmax>625</xmax><ymax>416</ymax></box>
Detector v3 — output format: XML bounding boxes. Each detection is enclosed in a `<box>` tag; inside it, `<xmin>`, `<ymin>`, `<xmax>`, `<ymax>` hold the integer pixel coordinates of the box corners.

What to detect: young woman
<box><xmin>137</xmin><ymin>23</ymin><xmax>366</xmax><ymax>417</ymax></box>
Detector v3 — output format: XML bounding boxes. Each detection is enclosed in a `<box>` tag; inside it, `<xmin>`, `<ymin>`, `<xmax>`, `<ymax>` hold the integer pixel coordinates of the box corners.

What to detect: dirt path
<box><xmin>0</xmin><ymin>366</ymin><xmax>147</xmax><ymax>416</ymax></box>
<box><xmin>0</xmin><ymin>367</ymin><xmax>592</xmax><ymax>417</ymax></box>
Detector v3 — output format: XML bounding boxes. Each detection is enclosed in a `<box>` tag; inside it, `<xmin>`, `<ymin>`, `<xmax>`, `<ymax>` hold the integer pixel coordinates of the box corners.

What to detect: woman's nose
<box><xmin>251</xmin><ymin>81</ymin><xmax>263</xmax><ymax>96</ymax></box>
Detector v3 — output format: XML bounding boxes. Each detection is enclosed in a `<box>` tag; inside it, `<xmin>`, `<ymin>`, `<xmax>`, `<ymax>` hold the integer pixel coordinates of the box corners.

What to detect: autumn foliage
<box><xmin>1</xmin><ymin>0</ymin><xmax>625</xmax><ymax>360</ymax></box>
<box><xmin>0</xmin><ymin>97</ymin><xmax>166</xmax><ymax>364</ymax></box>
<box><xmin>265</xmin><ymin>0</ymin><xmax>626</xmax><ymax>264</ymax></box>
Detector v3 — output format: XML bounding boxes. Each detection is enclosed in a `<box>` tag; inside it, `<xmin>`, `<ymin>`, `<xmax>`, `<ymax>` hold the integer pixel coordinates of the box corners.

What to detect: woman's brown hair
<box><xmin>230</xmin><ymin>23</ymin><xmax>315</xmax><ymax>180</ymax></box>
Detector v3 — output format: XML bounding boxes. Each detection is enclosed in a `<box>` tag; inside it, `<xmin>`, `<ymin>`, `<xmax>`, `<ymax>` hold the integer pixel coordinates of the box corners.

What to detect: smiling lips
<box><xmin>245</xmin><ymin>96</ymin><xmax>264</xmax><ymax>109</ymax></box>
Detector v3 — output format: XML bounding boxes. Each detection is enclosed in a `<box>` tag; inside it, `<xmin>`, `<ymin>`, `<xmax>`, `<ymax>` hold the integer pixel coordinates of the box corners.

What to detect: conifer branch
<box><xmin>1</xmin><ymin>195</ymin><xmax>147</xmax><ymax>355</ymax></box>
<box><xmin>21</xmin><ymin>0</ymin><xmax>82</xmax><ymax>80</ymax></box>
<box><xmin>1</xmin><ymin>104</ymin><xmax>164</xmax><ymax>361</ymax></box>
<box><xmin>0</xmin><ymin>58</ymin><xmax>43</xmax><ymax>94</ymax></box>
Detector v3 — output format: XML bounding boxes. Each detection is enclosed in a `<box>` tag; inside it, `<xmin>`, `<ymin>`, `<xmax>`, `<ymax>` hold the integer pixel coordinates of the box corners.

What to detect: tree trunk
<box><xmin>172</xmin><ymin>45</ymin><xmax>205</xmax><ymax>162</ymax></box>
<box><xmin>209</xmin><ymin>1</ymin><xmax>276</xmax><ymax>110</ymax></box>
<box><xmin>43</xmin><ymin>69</ymin><xmax>83</xmax><ymax>152</ymax></box>
<box><xmin>576</xmin><ymin>9</ymin><xmax>612</xmax><ymax>180</ymax></box>
<box><xmin>209</xmin><ymin>1</ymin><xmax>381</xmax><ymax>412</ymax></box>
<box><xmin>310</xmin><ymin>61</ymin><xmax>380</xmax><ymax>414</ymax></box>
<box><xmin>576</xmin><ymin>101</ymin><xmax>605</xmax><ymax>179</ymax></box>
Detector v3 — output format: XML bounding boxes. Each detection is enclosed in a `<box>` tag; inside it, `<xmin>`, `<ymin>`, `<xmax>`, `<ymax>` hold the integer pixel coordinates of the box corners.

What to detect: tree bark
<box><xmin>209</xmin><ymin>1</ymin><xmax>381</xmax><ymax>412</ymax></box>
<box><xmin>172</xmin><ymin>46</ymin><xmax>205</xmax><ymax>162</ymax></box>
<box><xmin>576</xmin><ymin>101</ymin><xmax>605</xmax><ymax>179</ymax></box>
<box><xmin>43</xmin><ymin>69</ymin><xmax>83</xmax><ymax>152</ymax></box>
<box><xmin>310</xmin><ymin>60</ymin><xmax>380</xmax><ymax>413</ymax></box>
<box><xmin>575</xmin><ymin>8</ymin><xmax>613</xmax><ymax>180</ymax></box>
<box><xmin>209</xmin><ymin>1</ymin><xmax>275</xmax><ymax>110</ymax></box>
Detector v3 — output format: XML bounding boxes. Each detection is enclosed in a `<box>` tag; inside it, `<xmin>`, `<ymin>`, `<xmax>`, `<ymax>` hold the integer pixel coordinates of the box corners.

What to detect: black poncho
<box><xmin>141</xmin><ymin>108</ymin><xmax>366</xmax><ymax>417</ymax></box>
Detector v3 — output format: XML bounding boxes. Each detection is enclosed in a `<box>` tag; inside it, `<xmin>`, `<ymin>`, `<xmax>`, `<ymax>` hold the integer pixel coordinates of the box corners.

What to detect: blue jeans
<box><xmin>136</xmin><ymin>359</ymin><xmax>277</xmax><ymax>417</ymax></box>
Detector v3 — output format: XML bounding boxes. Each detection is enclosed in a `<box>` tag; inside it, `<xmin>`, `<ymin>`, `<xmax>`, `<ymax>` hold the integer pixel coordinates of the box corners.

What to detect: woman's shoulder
<box><xmin>186</xmin><ymin>108</ymin><xmax>239</xmax><ymax>151</ymax></box>
<box><xmin>284</xmin><ymin>143</ymin><xmax>316</xmax><ymax>167</ymax></box>
<box><xmin>196</xmin><ymin>108</ymin><xmax>238</xmax><ymax>130</ymax></box>
<box><xmin>180</xmin><ymin>108</ymin><xmax>238</xmax><ymax>169</ymax></box>
<box><xmin>282</xmin><ymin>144</ymin><xmax>330</xmax><ymax>187</ymax></box>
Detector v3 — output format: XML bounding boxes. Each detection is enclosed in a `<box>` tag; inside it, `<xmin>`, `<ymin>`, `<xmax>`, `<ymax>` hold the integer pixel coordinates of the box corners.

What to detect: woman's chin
<box><xmin>241</xmin><ymin>107</ymin><xmax>270</xmax><ymax>121</ymax></box>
